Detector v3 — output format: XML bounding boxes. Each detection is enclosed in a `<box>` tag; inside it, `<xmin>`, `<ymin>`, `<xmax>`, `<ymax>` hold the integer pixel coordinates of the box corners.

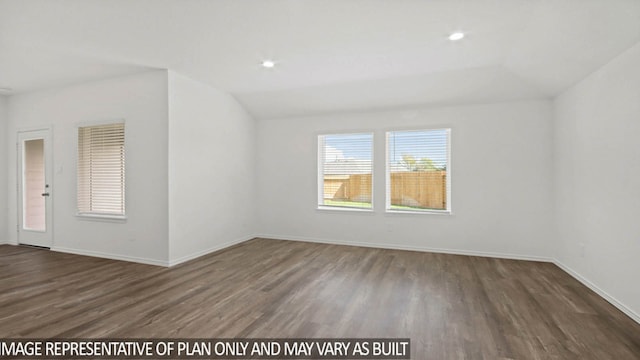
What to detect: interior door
<box><xmin>17</xmin><ymin>129</ymin><xmax>53</xmax><ymax>248</ymax></box>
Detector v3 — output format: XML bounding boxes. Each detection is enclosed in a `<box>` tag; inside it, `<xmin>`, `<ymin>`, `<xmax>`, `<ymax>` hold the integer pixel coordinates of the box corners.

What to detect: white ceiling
<box><xmin>1</xmin><ymin>0</ymin><xmax>639</xmax><ymax>119</ymax></box>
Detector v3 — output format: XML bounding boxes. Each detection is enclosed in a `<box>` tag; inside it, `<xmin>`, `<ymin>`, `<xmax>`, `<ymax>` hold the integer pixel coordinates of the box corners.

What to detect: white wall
<box><xmin>553</xmin><ymin>42</ymin><xmax>640</xmax><ymax>322</ymax></box>
<box><xmin>0</xmin><ymin>96</ymin><xmax>7</xmax><ymax>244</ymax></box>
<box><xmin>7</xmin><ymin>71</ymin><xmax>170</xmax><ymax>264</ymax></box>
<box><xmin>256</xmin><ymin>100</ymin><xmax>554</xmax><ymax>260</ymax></box>
<box><xmin>168</xmin><ymin>71</ymin><xmax>256</xmax><ymax>265</ymax></box>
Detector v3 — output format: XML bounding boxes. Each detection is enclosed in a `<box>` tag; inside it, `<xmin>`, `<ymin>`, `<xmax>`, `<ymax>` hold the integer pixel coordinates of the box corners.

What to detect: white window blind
<box><xmin>318</xmin><ymin>133</ymin><xmax>373</xmax><ymax>209</ymax></box>
<box><xmin>77</xmin><ymin>123</ymin><xmax>125</xmax><ymax>216</ymax></box>
<box><xmin>386</xmin><ymin>129</ymin><xmax>450</xmax><ymax>213</ymax></box>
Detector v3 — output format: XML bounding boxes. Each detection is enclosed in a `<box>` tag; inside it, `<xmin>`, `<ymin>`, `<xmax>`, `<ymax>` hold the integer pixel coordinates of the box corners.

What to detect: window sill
<box><xmin>76</xmin><ymin>213</ymin><xmax>128</xmax><ymax>223</ymax></box>
<box><xmin>385</xmin><ymin>209</ymin><xmax>452</xmax><ymax>216</ymax></box>
<box><xmin>317</xmin><ymin>206</ymin><xmax>375</xmax><ymax>214</ymax></box>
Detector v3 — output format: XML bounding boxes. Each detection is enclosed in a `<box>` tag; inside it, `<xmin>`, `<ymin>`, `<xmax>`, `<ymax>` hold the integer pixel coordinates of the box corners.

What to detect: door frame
<box><xmin>17</xmin><ymin>127</ymin><xmax>54</xmax><ymax>248</ymax></box>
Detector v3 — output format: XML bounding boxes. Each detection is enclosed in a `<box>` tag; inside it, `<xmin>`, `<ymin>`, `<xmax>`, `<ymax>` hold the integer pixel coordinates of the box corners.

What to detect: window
<box><xmin>318</xmin><ymin>133</ymin><xmax>373</xmax><ymax>210</ymax></box>
<box><xmin>386</xmin><ymin>129</ymin><xmax>450</xmax><ymax>213</ymax></box>
<box><xmin>77</xmin><ymin>123</ymin><xmax>126</xmax><ymax>217</ymax></box>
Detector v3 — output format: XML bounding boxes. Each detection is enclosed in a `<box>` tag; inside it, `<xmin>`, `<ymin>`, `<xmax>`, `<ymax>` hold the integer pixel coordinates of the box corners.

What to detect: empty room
<box><xmin>1</xmin><ymin>0</ymin><xmax>639</xmax><ymax>359</ymax></box>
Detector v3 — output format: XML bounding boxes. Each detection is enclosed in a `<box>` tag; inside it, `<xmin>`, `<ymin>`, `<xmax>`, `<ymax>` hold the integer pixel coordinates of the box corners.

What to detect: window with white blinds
<box><xmin>77</xmin><ymin>123</ymin><xmax>126</xmax><ymax>216</ymax></box>
<box><xmin>386</xmin><ymin>129</ymin><xmax>450</xmax><ymax>213</ymax></box>
<box><xmin>318</xmin><ymin>133</ymin><xmax>373</xmax><ymax>209</ymax></box>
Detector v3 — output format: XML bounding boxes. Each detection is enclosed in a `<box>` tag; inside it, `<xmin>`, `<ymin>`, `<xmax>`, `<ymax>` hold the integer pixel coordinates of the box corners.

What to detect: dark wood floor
<box><xmin>1</xmin><ymin>238</ymin><xmax>639</xmax><ymax>359</ymax></box>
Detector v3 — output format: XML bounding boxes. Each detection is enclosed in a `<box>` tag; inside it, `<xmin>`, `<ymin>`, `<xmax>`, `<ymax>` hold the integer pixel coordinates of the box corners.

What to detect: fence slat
<box><xmin>323</xmin><ymin>171</ymin><xmax>446</xmax><ymax>209</ymax></box>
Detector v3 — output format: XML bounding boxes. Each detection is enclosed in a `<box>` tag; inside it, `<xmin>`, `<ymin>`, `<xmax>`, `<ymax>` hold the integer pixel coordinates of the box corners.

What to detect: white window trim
<box><xmin>75</xmin><ymin>119</ymin><xmax>127</xmax><ymax>221</ymax></box>
<box><xmin>317</xmin><ymin>132</ymin><xmax>375</xmax><ymax>212</ymax></box>
<box><xmin>76</xmin><ymin>213</ymin><xmax>127</xmax><ymax>222</ymax></box>
<box><xmin>317</xmin><ymin>205</ymin><xmax>375</xmax><ymax>213</ymax></box>
<box><xmin>385</xmin><ymin>128</ymin><xmax>452</xmax><ymax>215</ymax></box>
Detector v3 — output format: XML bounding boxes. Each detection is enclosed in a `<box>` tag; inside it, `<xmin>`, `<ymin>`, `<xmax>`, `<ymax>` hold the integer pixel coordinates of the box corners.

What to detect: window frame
<box><xmin>75</xmin><ymin>119</ymin><xmax>127</xmax><ymax>221</ymax></box>
<box><xmin>385</xmin><ymin>128</ymin><xmax>452</xmax><ymax>215</ymax></box>
<box><xmin>317</xmin><ymin>131</ymin><xmax>375</xmax><ymax>212</ymax></box>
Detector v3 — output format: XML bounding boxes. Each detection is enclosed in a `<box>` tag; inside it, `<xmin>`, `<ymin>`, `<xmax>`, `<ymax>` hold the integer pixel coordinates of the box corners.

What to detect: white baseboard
<box><xmin>553</xmin><ymin>260</ymin><xmax>640</xmax><ymax>325</ymax></box>
<box><xmin>168</xmin><ymin>235</ymin><xmax>255</xmax><ymax>267</ymax></box>
<box><xmin>255</xmin><ymin>234</ymin><xmax>553</xmax><ymax>263</ymax></box>
<box><xmin>23</xmin><ymin>232</ymin><xmax>640</xmax><ymax>326</ymax></box>
<box><xmin>51</xmin><ymin>235</ymin><xmax>255</xmax><ymax>268</ymax></box>
<box><xmin>0</xmin><ymin>239</ymin><xmax>8</xmax><ymax>245</ymax></box>
<box><xmin>52</xmin><ymin>246</ymin><xmax>169</xmax><ymax>267</ymax></box>
<box><xmin>257</xmin><ymin>234</ymin><xmax>639</xmax><ymax>325</ymax></box>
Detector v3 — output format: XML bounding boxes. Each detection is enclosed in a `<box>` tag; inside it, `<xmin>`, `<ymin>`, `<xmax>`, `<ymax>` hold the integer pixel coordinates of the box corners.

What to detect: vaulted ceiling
<box><xmin>1</xmin><ymin>0</ymin><xmax>639</xmax><ymax>119</ymax></box>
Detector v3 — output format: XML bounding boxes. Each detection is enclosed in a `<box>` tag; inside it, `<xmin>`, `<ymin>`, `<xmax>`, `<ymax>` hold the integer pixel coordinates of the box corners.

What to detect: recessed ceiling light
<box><xmin>261</xmin><ymin>60</ymin><xmax>275</xmax><ymax>68</ymax></box>
<box><xmin>448</xmin><ymin>32</ymin><xmax>465</xmax><ymax>41</ymax></box>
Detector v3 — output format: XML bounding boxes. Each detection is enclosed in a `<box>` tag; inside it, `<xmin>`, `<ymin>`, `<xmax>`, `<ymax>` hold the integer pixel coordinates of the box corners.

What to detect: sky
<box><xmin>388</xmin><ymin>129</ymin><xmax>448</xmax><ymax>167</ymax></box>
<box><xmin>323</xmin><ymin>133</ymin><xmax>372</xmax><ymax>161</ymax></box>
<box><xmin>322</xmin><ymin>129</ymin><xmax>448</xmax><ymax>167</ymax></box>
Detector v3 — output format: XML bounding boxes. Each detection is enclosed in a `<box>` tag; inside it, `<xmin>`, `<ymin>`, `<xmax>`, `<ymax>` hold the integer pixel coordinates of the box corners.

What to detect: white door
<box><xmin>17</xmin><ymin>129</ymin><xmax>53</xmax><ymax>248</ymax></box>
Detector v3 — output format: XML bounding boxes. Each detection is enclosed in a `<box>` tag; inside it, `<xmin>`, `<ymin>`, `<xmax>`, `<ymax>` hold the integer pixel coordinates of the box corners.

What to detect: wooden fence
<box><xmin>324</xmin><ymin>171</ymin><xmax>447</xmax><ymax>209</ymax></box>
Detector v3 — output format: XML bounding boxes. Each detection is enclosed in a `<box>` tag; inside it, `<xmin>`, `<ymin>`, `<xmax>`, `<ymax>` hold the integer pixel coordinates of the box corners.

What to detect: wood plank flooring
<box><xmin>1</xmin><ymin>238</ymin><xmax>639</xmax><ymax>359</ymax></box>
